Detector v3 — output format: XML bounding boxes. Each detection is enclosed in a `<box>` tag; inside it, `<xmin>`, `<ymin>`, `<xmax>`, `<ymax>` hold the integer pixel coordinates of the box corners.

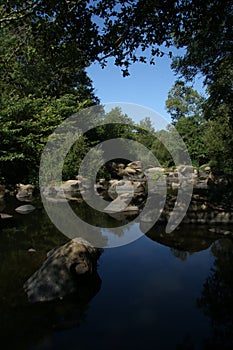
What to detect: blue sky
<box><xmin>87</xmin><ymin>55</ymin><xmax>206</xmax><ymax>125</ymax></box>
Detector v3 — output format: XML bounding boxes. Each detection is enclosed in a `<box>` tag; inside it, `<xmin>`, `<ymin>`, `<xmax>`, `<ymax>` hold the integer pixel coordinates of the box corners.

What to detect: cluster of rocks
<box><xmin>96</xmin><ymin>162</ymin><xmax>233</xmax><ymax>225</ymax></box>
<box><xmin>0</xmin><ymin>183</ymin><xmax>36</xmax><ymax>220</ymax></box>
<box><xmin>1</xmin><ymin>161</ymin><xmax>233</xmax><ymax>225</ymax></box>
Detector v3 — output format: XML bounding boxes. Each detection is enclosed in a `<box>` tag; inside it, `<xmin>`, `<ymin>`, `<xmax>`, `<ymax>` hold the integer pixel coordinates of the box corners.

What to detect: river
<box><xmin>0</xmin><ymin>196</ymin><xmax>232</xmax><ymax>349</ymax></box>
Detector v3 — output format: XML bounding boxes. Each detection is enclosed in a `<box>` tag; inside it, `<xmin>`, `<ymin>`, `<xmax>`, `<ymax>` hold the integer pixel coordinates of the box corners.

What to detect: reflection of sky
<box><xmin>101</xmin><ymin>222</ymin><xmax>142</xmax><ymax>247</ymax></box>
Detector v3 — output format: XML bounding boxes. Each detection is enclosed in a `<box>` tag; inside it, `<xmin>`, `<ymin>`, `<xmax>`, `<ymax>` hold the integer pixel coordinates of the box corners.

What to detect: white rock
<box><xmin>0</xmin><ymin>213</ymin><xmax>13</xmax><ymax>219</ymax></box>
<box><xmin>15</xmin><ymin>204</ymin><xmax>36</xmax><ymax>214</ymax></box>
<box><xmin>28</xmin><ymin>248</ymin><xmax>36</xmax><ymax>253</ymax></box>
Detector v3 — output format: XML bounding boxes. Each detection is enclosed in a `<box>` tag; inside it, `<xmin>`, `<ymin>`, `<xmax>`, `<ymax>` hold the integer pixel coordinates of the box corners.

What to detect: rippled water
<box><xmin>0</xmin><ymin>196</ymin><xmax>233</xmax><ymax>350</ymax></box>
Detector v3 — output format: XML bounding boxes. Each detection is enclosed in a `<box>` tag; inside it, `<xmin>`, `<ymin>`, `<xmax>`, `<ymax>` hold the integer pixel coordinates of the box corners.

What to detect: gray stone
<box><xmin>0</xmin><ymin>213</ymin><xmax>13</xmax><ymax>219</ymax></box>
<box><xmin>104</xmin><ymin>197</ymin><xmax>130</xmax><ymax>213</ymax></box>
<box><xmin>15</xmin><ymin>204</ymin><xmax>36</xmax><ymax>214</ymax></box>
<box><xmin>28</xmin><ymin>248</ymin><xmax>36</xmax><ymax>253</ymax></box>
<box><xmin>24</xmin><ymin>238</ymin><xmax>102</xmax><ymax>303</ymax></box>
<box><xmin>16</xmin><ymin>184</ymin><xmax>35</xmax><ymax>199</ymax></box>
<box><xmin>127</xmin><ymin>161</ymin><xmax>142</xmax><ymax>169</ymax></box>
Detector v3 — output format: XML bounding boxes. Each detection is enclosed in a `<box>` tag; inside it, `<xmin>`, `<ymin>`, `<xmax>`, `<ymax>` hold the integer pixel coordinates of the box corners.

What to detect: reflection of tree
<box><xmin>197</xmin><ymin>239</ymin><xmax>233</xmax><ymax>348</ymax></box>
<box><xmin>146</xmin><ymin>224</ymin><xmax>217</xmax><ymax>254</ymax></box>
<box><xmin>170</xmin><ymin>248</ymin><xmax>188</xmax><ymax>261</ymax></box>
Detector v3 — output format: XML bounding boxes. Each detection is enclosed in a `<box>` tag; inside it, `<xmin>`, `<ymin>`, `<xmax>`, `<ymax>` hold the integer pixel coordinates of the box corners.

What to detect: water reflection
<box><xmin>1</xmin><ymin>276</ymin><xmax>101</xmax><ymax>350</ymax></box>
<box><xmin>197</xmin><ymin>238</ymin><xmax>233</xmax><ymax>348</ymax></box>
<box><xmin>1</xmin><ymin>196</ymin><xmax>233</xmax><ymax>349</ymax></box>
<box><xmin>145</xmin><ymin>224</ymin><xmax>219</xmax><ymax>254</ymax></box>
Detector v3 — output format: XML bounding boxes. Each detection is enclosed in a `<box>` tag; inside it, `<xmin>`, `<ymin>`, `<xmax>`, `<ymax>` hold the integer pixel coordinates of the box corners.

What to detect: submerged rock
<box><xmin>24</xmin><ymin>238</ymin><xmax>102</xmax><ymax>303</ymax></box>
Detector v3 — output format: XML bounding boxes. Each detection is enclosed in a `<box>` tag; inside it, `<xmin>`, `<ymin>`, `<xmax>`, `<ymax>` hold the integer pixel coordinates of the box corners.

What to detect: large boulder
<box><xmin>24</xmin><ymin>238</ymin><xmax>102</xmax><ymax>303</ymax></box>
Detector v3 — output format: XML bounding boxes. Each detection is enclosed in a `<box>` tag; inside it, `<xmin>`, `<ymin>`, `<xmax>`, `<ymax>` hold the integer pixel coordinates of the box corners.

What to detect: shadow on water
<box><xmin>0</xmin><ymin>196</ymin><xmax>233</xmax><ymax>349</ymax></box>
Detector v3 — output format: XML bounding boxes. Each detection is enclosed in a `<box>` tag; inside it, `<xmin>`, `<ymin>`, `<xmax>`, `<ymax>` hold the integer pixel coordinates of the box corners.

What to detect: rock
<box><xmin>145</xmin><ymin>167</ymin><xmax>165</xmax><ymax>174</ymax></box>
<box><xmin>0</xmin><ymin>213</ymin><xmax>13</xmax><ymax>219</ymax></box>
<box><xmin>122</xmin><ymin>167</ymin><xmax>137</xmax><ymax>175</ymax></box>
<box><xmin>208</xmin><ymin>228</ymin><xmax>233</xmax><ymax>236</ymax></box>
<box><xmin>171</xmin><ymin>182</ymin><xmax>180</xmax><ymax>189</ymax></box>
<box><xmin>16</xmin><ymin>184</ymin><xmax>35</xmax><ymax>199</ymax></box>
<box><xmin>104</xmin><ymin>197</ymin><xmax>130</xmax><ymax>213</ymax></box>
<box><xmin>108</xmin><ymin>179</ymin><xmax>119</xmax><ymax>186</ymax></box>
<box><xmin>127</xmin><ymin>161</ymin><xmax>142</xmax><ymax>169</ymax></box>
<box><xmin>28</xmin><ymin>248</ymin><xmax>36</xmax><ymax>253</ymax></box>
<box><xmin>60</xmin><ymin>180</ymin><xmax>80</xmax><ymax>193</ymax></box>
<box><xmin>122</xmin><ymin>205</ymin><xmax>139</xmax><ymax>212</ymax></box>
<box><xmin>132</xmin><ymin>181</ymin><xmax>145</xmax><ymax>193</ymax></box>
<box><xmin>108</xmin><ymin>180</ymin><xmax>135</xmax><ymax>200</ymax></box>
<box><xmin>24</xmin><ymin>238</ymin><xmax>102</xmax><ymax>303</ymax></box>
<box><xmin>15</xmin><ymin>204</ymin><xmax>36</xmax><ymax>214</ymax></box>
<box><xmin>42</xmin><ymin>186</ymin><xmax>57</xmax><ymax>198</ymax></box>
<box><xmin>177</xmin><ymin>165</ymin><xmax>194</xmax><ymax>176</ymax></box>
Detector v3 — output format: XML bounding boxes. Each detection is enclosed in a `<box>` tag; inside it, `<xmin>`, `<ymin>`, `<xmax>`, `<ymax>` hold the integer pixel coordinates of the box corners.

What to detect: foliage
<box><xmin>151</xmin><ymin>130</ymin><xmax>173</xmax><ymax>167</ymax></box>
<box><xmin>166</xmin><ymin>81</ymin><xmax>205</xmax><ymax>122</ymax></box>
<box><xmin>0</xmin><ymin>94</ymin><xmax>94</xmax><ymax>184</ymax></box>
<box><xmin>165</xmin><ymin>82</ymin><xmax>233</xmax><ymax>170</ymax></box>
<box><xmin>0</xmin><ymin>2</ymin><xmax>99</xmax><ymax>100</ymax></box>
<box><xmin>1</xmin><ymin>1</ymin><xmax>231</xmax><ymax>82</ymax></box>
<box><xmin>203</xmin><ymin>107</ymin><xmax>233</xmax><ymax>173</ymax></box>
<box><xmin>0</xmin><ymin>0</ymin><xmax>232</xmax><ymax>180</ymax></box>
<box><xmin>175</xmin><ymin>116</ymin><xmax>208</xmax><ymax>167</ymax></box>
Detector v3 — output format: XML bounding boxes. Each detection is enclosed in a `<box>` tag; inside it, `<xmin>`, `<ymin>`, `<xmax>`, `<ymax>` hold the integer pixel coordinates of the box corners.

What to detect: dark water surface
<box><xmin>0</xmin><ymin>196</ymin><xmax>233</xmax><ymax>350</ymax></box>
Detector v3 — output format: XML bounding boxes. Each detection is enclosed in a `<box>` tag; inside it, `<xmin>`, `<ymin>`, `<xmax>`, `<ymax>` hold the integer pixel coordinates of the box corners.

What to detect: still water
<box><xmin>0</xmin><ymin>196</ymin><xmax>233</xmax><ymax>350</ymax></box>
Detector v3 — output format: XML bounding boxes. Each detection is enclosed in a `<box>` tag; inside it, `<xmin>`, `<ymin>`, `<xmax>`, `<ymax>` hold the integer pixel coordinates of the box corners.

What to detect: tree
<box><xmin>0</xmin><ymin>15</ymin><xmax>98</xmax><ymax>100</ymax></box>
<box><xmin>1</xmin><ymin>1</ymin><xmax>232</xmax><ymax>179</ymax></box>
<box><xmin>1</xmin><ymin>1</ymin><xmax>231</xmax><ymax>114</ymax></box>
<box><xmin>166</xmin><ymin>81</ymin><xmax>204</xmax><ymax>123</ymax></box>
<box><xmin>175</xmin><ymin>116</ymin><xmax>207</xmax><ymax>167</ymax></box>
<box><xmin>134</xmin><ymin>117</ymin><xmax>156</xmax><ymax>149</ymax></box>
<box><xmin>151</xmin><ymin>130</ymin><xmax>173</xmax><ymax>167</ymax></box>
<box><xmin>1</xmin><ymin>1</ymin><xmax>231</xmax><ymax>80</ymax></box>
<box><xmin>165</xmin><ymin>83</ymin><xmax>207</xmax><ymax>166</ymax></box>
<box><xmin>0</xmin><ymin>2</ymin><xmax>99</xmax><ymax>184</ymax></box>
<box><xmin>203</xmin><ymin>106</ymin><xmax>233</xmax><ymax>173</ymax></box>
<box><xmin>0</xmin><ymin>95</ymin><xmax>94</xmax><ymax>184</ymax></box>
